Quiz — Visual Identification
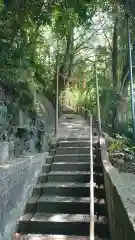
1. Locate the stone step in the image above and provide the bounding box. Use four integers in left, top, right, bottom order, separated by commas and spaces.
13, 234, 90, 240
45, 162, 102, 173
57, 140, 95, 148
58, 137, 90, 142
37, 172, 104, 185
51, 162, 90, 172
54, 154, 102, 165
25, 196, 107, 215
47, 171, 90, 182
58, 141, 90, 148
17, 213, 109, 238
32, 182, 105, 198
58, 137, 99, 143
13, 235, 109, 240
54, 154, 91, 162
56, 147, 91, 155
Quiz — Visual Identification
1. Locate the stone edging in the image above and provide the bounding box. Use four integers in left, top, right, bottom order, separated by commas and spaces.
100, 137, 135, 240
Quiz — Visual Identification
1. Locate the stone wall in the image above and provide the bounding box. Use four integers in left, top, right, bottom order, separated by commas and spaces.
0, 152, 49, 240
0, 96, 55, 240
100, 137, 135, 240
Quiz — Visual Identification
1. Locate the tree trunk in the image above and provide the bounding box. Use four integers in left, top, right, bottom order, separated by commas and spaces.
59, 26, 74, 93
115, 84, 128, 132
111, 2, 120, 131
112, 4, 119, 90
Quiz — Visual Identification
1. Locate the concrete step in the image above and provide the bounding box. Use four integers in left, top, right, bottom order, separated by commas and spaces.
58, 141, 90, 148
37, 172, 104, 185
47, 162, 102, 173
47, 171, 90, 182
32, 182, 105, 198
54, 154, 101, 165
56, 147, 91, 155
14, 236, 109, 240
57, 140, 99, 149
51, 162, 90, 172
58, 137, 90, 142
17, 213, 89, 236
54, 154, 91, 162
17, 213, 109, 238
13, 234, 90, 240
37, 196, 90, 214
25, 196, 107, 215
58, 137, 99, 143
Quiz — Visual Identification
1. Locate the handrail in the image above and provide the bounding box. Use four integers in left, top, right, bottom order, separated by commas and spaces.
89, 112, 94, 240
95, 63, 102, 135
75, 105, 94, 239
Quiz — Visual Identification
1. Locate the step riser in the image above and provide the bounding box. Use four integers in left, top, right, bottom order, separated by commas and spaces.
25, 202, 107, 215
32, 186, 105, 199
17, 221, 109, 238
47, 174, 90, 182
56, 148, 91, 155
37, 202, 90, 214
58, 142, 90, 148
37, 174, 104, 185
47, 164, 102, 173
58, 142, 98, 148
54, 155, 99, 163
54, 155, 90, 162
14, 235, 90, 240
17, 221, 89, 236
42, 187, 90, 197
51, 164, 90, 172
59, 138, 90, 142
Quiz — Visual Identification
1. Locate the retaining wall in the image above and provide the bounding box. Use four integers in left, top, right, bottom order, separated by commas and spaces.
100, 137, 135, 240
0, 97, 55, 240
0, 152, 49, 240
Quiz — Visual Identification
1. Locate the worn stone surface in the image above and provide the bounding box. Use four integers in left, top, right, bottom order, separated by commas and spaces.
100, 137, 135, 240
57, 114, 90, 139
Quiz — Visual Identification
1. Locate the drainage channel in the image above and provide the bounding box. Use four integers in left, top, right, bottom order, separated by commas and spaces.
13, 139, 110, 240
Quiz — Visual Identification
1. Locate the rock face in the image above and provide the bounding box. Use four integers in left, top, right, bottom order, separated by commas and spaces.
0, 97, 55, 240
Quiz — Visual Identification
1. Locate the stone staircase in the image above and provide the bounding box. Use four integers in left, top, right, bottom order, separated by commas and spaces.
16, 138, 110, 239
